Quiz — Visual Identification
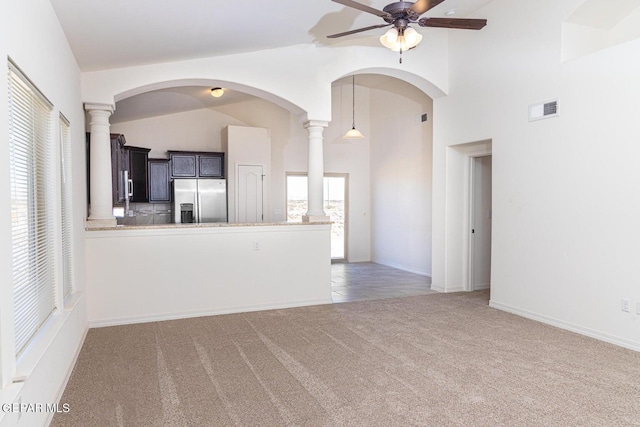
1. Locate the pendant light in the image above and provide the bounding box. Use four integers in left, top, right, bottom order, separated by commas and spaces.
343, 75, 364, 139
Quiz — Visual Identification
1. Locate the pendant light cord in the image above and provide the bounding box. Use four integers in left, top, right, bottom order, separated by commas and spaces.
351, 75, 356, 128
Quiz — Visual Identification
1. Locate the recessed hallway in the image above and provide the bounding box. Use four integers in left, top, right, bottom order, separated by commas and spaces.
331, 262, 435, 303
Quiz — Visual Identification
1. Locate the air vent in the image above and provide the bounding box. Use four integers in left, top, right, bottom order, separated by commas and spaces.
529, 99, 559, 121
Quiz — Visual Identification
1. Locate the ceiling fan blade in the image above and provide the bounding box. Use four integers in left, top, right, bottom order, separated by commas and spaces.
418, 17, 488, 30
331, 0, 392, 20
408, 0, 446, 16
327, 24, 391, 38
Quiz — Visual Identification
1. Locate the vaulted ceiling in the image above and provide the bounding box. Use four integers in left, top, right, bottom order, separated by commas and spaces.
51, 0, 494, 72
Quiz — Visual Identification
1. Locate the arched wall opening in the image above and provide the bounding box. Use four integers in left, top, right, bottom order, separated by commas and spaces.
105, 70, 436, 274
325, 72, 435, 274
113, 78, 307, 119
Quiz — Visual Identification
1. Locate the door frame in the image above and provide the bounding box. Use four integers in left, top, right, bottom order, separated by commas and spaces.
467, 155, 492, 291
457, 144, 492, 292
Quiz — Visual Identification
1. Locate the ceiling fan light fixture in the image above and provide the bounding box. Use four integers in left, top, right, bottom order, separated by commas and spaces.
379, 26, 422, 52
382, 27, 398, 44
404, 27, 421, 46
210, 87, 224, 98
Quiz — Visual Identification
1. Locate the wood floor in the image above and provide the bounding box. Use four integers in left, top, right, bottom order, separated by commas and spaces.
331, 262, 435, 303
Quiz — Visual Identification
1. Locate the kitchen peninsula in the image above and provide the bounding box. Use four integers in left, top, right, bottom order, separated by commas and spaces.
85, 221, 332, 327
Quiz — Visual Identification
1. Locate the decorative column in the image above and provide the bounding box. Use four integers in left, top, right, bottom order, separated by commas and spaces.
302, 120, 330, 222
84, 103, 117, 228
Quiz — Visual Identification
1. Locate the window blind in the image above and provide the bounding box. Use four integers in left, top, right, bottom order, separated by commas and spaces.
60, 115, 73, 299
8, 62, 56, 356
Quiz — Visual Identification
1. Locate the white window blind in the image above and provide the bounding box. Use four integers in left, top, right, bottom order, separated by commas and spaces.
8, 61, 56, 356
60, 115, 73, 298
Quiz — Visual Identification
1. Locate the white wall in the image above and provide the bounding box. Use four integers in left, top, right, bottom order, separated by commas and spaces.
1, 0, 88, 425
433, 0, 640, 350
110, 108, 246, 158
85, 225, 331, 326
370, 81, 433, 276
562, 0, 640, 61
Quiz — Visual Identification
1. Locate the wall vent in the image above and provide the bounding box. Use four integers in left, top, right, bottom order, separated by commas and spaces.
529, 99, 559, 121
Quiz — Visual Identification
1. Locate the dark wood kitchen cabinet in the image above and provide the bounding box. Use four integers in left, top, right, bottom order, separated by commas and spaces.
86, 133, 151, 205
124, 146, 151, 203
168, 151, 224, 179
148, 159, 171, 202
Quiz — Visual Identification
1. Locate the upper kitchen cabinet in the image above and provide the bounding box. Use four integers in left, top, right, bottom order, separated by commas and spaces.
199, 154, 224, 177
86, 134, 150, 205
148, 159, 171, 203
126, 146, 151, 203
168, 151, 225, 178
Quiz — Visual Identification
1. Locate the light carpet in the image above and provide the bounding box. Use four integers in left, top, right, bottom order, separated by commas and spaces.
52, 291, 640, 426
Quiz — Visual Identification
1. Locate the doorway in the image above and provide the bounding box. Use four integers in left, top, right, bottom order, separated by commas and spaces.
468, 155, 492, 290
286, 173, 348, 261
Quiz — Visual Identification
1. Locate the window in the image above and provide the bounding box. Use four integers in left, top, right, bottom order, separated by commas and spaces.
286, 174, 347, 260
8, 61, 56, 356
60, 115, 73, 298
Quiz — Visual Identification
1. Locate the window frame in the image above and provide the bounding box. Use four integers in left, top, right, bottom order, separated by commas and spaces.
6, 59, 79, 370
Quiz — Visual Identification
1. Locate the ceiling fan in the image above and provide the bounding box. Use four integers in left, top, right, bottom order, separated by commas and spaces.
328, 0, 487, 62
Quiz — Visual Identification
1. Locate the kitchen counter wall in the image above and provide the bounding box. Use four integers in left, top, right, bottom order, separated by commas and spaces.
85, 222, 332, 326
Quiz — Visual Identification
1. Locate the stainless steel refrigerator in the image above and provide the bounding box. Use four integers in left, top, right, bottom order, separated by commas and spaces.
172, 179, 227, 223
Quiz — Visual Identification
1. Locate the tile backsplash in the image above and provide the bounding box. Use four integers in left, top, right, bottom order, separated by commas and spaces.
116, 203, 172, 226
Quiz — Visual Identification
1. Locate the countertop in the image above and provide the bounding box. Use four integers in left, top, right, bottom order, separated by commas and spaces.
85, 221, 331, 231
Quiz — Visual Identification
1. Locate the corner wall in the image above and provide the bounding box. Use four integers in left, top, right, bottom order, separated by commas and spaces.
370, 82, 434, 276
1, 0, 88, 425
433, 0, 640, 350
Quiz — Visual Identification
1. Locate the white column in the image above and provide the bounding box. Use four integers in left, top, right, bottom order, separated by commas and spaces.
302, 120, 330, 222
85, 103, 117, 228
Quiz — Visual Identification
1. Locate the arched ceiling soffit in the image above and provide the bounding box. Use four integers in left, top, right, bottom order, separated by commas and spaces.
114, 79, 306, 117
332, 67, 446, 100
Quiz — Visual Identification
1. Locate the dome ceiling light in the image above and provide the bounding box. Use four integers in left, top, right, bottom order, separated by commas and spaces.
210, 87, 224, 98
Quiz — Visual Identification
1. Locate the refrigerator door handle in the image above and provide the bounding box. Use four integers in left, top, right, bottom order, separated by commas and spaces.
196, 191, 202, 223
123, 170, 131, 214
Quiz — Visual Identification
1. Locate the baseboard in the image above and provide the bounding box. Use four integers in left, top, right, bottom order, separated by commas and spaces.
371, 259, 431, 277
89, 298, 332, 328
473, 283, 491, 290
490, 300, 640, 352
430, 284, 445, 292
46, 324, 89, 426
